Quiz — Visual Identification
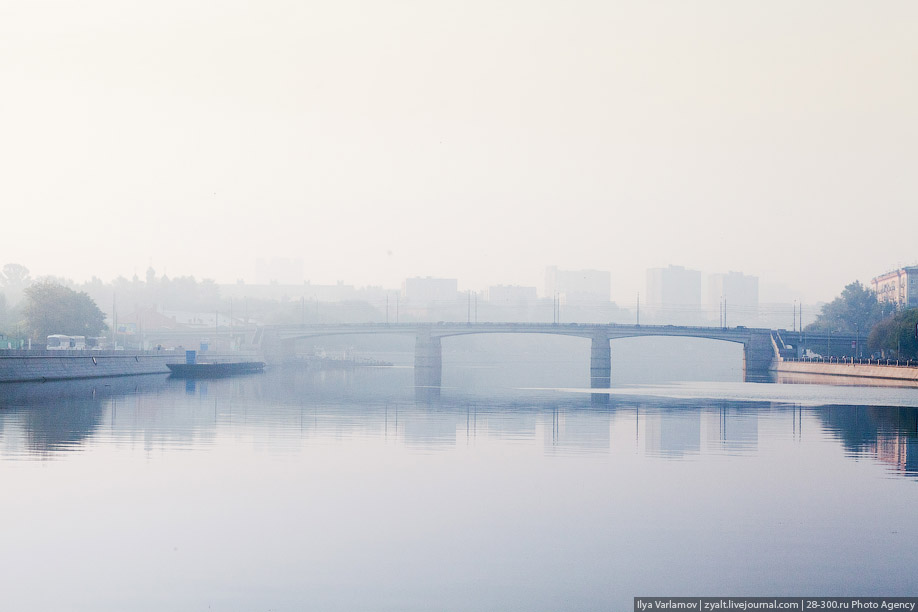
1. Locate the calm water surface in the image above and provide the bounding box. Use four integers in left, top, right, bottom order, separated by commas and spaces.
1, 342, 917, 611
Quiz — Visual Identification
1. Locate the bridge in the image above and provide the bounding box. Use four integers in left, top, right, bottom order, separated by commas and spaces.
259, 322, 780, 388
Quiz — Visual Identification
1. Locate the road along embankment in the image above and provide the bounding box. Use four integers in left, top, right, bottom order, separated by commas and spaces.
775, 359, 918, 384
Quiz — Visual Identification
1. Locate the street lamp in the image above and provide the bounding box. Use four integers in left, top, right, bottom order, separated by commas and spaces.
855, 323, 859, 359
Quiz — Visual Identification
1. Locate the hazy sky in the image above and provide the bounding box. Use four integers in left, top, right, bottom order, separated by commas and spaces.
2, 0, 916, 303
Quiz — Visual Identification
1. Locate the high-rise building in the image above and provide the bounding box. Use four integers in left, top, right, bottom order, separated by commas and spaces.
705, 271, 759, 323
646, 265, 702, 308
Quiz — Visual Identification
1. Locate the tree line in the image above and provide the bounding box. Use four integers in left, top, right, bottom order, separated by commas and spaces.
1, 262, 374, 344
1, 263, 224, 343
804, 281, 918, 359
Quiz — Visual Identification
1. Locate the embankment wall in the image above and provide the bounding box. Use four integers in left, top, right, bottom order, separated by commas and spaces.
0, 350, 183, 382
775, 360, 918, 382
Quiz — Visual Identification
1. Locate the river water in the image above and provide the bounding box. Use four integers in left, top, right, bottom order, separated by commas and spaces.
1, 337, 917, 611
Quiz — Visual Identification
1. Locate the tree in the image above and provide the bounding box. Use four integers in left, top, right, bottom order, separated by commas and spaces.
0, 263, 31, 288
22, 282, 107, 341
0, 263, 32, 308
868, 308, 918, 359
805, 281, 894, 334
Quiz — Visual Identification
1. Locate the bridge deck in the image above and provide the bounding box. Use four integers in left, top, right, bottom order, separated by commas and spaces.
263, 322, 765, 343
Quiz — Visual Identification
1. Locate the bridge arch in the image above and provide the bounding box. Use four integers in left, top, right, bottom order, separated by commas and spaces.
259, 323, 776, 388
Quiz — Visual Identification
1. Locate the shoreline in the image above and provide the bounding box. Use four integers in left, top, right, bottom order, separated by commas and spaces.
773, 359, 918, 386
0, 350, 259, 383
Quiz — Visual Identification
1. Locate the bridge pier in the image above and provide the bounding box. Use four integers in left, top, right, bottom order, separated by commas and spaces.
590, 333, 611, 389
414, 330, 442, 389
743, 331, 776, 382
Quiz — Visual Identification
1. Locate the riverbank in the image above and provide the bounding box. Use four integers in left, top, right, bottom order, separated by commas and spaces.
0, 350, 261, 383
774, 359, 918, 385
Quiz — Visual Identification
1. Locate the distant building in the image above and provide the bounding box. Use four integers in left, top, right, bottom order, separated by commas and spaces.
645, 265, 703, 324
705, 271, 759, 321
646, 265, 701, 308
872, 266, 918, 309
544, 266, 610, 303
403, 277, 459, 306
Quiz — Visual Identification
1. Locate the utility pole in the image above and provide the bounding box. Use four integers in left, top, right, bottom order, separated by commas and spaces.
802, 304, 806, 355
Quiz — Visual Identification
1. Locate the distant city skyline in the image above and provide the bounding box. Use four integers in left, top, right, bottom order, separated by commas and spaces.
2, 256, 902, 308
3, 1, 916, 306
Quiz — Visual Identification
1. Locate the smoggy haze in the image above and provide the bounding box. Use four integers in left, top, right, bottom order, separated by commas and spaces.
2, 1, 916, 303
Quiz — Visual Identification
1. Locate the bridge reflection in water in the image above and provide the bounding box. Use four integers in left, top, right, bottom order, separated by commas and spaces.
260, 323, 779, 395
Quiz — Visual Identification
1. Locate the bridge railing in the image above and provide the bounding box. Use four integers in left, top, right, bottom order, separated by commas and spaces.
265, 321, 764, 331
784, 356, 918, 368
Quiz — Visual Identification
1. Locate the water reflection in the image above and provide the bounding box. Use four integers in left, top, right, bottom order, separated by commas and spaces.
0, 375, 171, 458
2, 368, 917, 478
818, 406, 918, 475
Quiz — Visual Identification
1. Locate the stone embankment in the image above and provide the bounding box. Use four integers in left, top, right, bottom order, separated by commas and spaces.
0, 350, 260, 383
0, 350, 181, 382
775, 359, 918, 383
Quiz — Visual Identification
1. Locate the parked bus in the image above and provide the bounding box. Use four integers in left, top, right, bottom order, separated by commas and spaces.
46, 335, 86, 350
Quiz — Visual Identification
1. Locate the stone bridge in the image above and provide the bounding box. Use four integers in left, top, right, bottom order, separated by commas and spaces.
259, 322, 777, 387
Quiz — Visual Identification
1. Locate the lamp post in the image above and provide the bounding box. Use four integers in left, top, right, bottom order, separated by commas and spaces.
855, 323, 859, 359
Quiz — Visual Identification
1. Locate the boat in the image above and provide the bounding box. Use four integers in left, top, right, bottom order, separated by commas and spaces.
166, 361, 265, 378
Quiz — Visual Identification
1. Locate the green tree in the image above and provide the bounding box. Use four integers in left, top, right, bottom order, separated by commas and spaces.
23, 282, 107, 341
868, 308, 918, 359
805, 281, 894, 335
